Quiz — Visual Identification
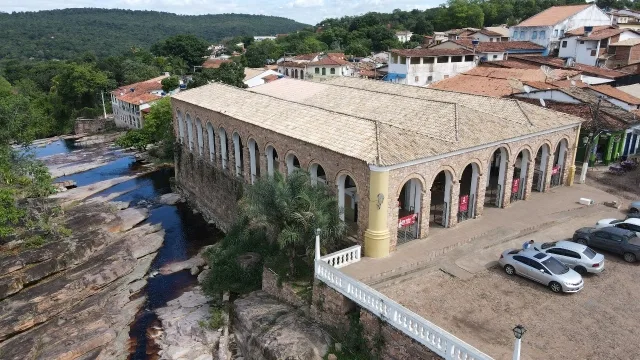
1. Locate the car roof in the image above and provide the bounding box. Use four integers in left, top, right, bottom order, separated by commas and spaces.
624, 218, 640, 226
550, 240, 587, 252
518, 250, 550, 261
598, 226, 636, 236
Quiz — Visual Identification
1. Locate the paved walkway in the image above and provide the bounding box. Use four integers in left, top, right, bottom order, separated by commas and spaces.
342, 184, 624, 284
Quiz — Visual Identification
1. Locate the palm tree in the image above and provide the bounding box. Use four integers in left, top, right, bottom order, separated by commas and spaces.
241, 170, 346, 276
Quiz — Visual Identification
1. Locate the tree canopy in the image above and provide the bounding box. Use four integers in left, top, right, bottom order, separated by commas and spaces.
151, 35, 210, 70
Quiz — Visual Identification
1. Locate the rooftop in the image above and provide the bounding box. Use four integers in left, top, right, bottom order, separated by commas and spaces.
202, 59, 232, 69
484, 26, 511, 37
111, 75, 167, 105
470, 29, 504, 37
564, 26, 626, 40
451, 39, 545, 52
516, 4, 592, 27
308, 57, 351, 66
391, 48, 472, 57
617, 83, 640, 98
609, 38, 640, 46
590, 84, 640, 105
495, 55, 629, 79
244, 68, 266, 81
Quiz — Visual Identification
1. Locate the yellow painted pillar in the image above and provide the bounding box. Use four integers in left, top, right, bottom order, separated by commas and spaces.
567, 124, 581, 186
364, 169, 391, 258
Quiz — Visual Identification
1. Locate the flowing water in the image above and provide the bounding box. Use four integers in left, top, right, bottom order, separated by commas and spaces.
42, 141, 222, 359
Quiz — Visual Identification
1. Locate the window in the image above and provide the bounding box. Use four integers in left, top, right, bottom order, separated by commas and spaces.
580, 41, 585, 44
513, 255, 530, 266
410, 57, 420, 64
532, 31, 538, 40
315, 67, 319, 74
424, 57, 434, 64
554, 29, 558, 37
563, 250, 581, 259
427, 75, 433, 82
520, 31, 525, 39
512, 32, 518, 40
465, 55, 475, 61
490, 38, 494, 42
541, 257, 569, 275
330, 68, 335, 74
583, 247, 596, 259
415, 76, 419, 82
400, 56, 407, 64
540, 30, 546, 39
560, 30, 565, 37
562, 41, 567, 48
443, 75, 449, 79
451, 56, 462, 62
322, 68, 326, 75
492, 55, 498, 59
437, 56, 449, 63
590, 49, 597, 56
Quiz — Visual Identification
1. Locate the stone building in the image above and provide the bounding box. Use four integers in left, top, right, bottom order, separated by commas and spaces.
171, 77, 583, 259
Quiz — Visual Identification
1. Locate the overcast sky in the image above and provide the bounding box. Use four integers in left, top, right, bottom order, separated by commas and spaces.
1, 0, 442, 25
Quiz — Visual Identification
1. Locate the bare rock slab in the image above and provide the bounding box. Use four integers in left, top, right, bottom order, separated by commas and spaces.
158, 193, 184, 205
233, 291, 331, 360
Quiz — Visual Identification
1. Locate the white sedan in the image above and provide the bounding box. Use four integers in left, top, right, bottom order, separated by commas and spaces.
531, 240, 604, 274
595, 218, 640, 237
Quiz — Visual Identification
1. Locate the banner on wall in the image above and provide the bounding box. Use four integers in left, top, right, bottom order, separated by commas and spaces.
459, 195, 469, 212
398, 213, 418, 228
512, 178, 520, 193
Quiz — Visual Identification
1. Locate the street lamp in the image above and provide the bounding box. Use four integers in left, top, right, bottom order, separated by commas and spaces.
512, 325, 526, 360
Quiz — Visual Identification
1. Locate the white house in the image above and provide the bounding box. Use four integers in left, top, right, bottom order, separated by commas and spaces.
277, 53, 354, 80
243, 68, 282, 88
510, 4, 611, 55
430, 40, 545, 61
558, 26, 640, 66
254, 36, 277, 42
396, 30, 414, 43
111, 75, 168, 129
386, 48, 476, 86
467, 28, 510, 42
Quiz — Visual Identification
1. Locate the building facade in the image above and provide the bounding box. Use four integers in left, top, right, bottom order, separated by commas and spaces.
111, 75, 168, 129
172, 77, 582, 258
387, 48, 476, 86
558, 26, 640, 66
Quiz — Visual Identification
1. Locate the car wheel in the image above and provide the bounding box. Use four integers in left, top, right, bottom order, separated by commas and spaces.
504, 265, 516, 275
549, 281, 563, 293
623, 252, 637, 263
630, 208, 639, 214
576, 238, 587, 245
574, 266, 587, 275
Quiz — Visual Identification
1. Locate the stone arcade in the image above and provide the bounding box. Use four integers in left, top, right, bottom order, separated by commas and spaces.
171, 77, 582, 258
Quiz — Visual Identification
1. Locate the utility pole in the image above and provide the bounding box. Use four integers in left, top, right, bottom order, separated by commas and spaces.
580, 98, 604, 183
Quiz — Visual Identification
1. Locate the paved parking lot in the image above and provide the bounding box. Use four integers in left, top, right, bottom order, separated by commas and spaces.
381, 221, 640, 360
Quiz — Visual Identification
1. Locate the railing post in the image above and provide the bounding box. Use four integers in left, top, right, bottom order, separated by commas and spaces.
315, 228, 321, 261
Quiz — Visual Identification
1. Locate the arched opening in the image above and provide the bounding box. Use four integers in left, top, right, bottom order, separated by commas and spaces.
219, 127, 228, 169
430, 170, 453, 228
511, 150, 530, 202
551, 139, 568, 187
397, 178, 422, 244
533, 144, 550, 192
337, 174, 358, 235
248, 139, 260, 184
186, 114, 194, 151
196, 118, 204, 156
485, 147, 508, 208
233, 132, 244, 177
309, 163, 327, 186
177, 111, 185, 143
266, 145, 280, 177
458, 163, 479, 222
301, 70, 305, 80
206, 122, 216, 162
286, 153, 301, 175
285, 68, 289, 76
295, 69, 299, 78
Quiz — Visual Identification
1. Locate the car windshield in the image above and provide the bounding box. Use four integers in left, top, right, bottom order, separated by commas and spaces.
583, 247, 597, 259
541, 257, 569, 275
610, 219, 624, 224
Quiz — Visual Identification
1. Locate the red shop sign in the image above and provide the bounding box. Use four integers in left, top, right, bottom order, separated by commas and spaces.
552, 166, 560, 175
398, 213, 418, 228
512, 178, 520, 193
459, 195, 469, 212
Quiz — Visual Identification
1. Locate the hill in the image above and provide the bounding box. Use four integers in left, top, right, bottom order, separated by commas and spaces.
0, 8, 309, 60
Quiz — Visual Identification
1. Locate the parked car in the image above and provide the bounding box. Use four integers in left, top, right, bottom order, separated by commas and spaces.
498, 249, 584, 293
595, 218, 640, 237
630, 201, 640, 214
572, 227, 640, 263
531, 240, 604, 274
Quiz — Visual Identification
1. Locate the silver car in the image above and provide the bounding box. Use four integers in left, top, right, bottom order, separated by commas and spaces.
531, 240, 604, 274
498, 249, 584, 293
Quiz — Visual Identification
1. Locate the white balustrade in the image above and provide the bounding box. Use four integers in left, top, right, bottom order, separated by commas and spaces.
320, 245, 361, 268
315, 258, 493, 360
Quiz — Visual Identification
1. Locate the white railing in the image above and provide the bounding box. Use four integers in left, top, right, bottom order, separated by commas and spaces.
315, 254, 493, 360
320, 245, 361, 268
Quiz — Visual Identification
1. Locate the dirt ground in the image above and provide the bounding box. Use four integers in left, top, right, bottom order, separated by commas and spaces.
586, 165, 640, 203
382, 252, 640, 360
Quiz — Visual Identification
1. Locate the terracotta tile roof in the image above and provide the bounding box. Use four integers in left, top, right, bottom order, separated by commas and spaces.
554, 87, 638, 126
507, 55, 629, 79
577, 28, 628, 41
308, 57, 351, 66
293, 53, 320, 61
391, 48, 472, 57
279, 61, 307, 68
484, 26, 510, 37
446, 28, 479, 35
244, 68, 265, 81
452, 40, 545, 52
489, 59, 541, 69
516, 5, 592, 27
262, 74, 280, 82
610, 38, 640, 46
564, 25, 616, 37
471, 29, 504, 37
202, 59, 232, 69
591, 84, 640, 105
111, 75, 166, 105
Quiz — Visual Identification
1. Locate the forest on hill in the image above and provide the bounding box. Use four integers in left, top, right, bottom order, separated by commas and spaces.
0, 8, 308, 60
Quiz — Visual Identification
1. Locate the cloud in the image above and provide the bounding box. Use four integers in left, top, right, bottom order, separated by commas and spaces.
286, 0, 324, 8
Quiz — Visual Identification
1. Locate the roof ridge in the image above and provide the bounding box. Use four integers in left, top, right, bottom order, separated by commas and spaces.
515, 100, 535, 126
374, 121, 382, 166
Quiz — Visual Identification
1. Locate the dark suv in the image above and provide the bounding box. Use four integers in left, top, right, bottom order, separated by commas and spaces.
572, 226, 640, 263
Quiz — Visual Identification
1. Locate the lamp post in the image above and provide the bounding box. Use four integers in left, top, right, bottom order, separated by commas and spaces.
579, 132, 593, 183
512, 324, 526, 360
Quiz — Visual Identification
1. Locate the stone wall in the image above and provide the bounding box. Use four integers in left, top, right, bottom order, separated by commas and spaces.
261, 267, 307, 308
359, 309, 442, 360
310, 280, 355, 331
74, 117, 114, 135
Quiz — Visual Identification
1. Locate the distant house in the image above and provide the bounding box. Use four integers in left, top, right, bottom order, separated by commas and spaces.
386, 48, 476, 86
510, 4, 611, 55
483, 26, 511, 41
558, 26, 640, 67
467, 28, 510, 42
111, 75, 169, 129
396, 30, 413, 43
587, 84, 640, 111
254, 36, 277, 42
202, 58, 232, 69
243, 68, 282, 88
607, 38, 640, 68
445, 28, 479, 40
610, 9, 640, 31
276, 52, 353, 80
431, 40, 545, 61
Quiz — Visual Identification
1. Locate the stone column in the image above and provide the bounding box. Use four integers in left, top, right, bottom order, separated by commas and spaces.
544, 154, 556, 192
242, 144, 251, 184
364, 169, 391, 258
277, 153, 286, 176
447, 181, 460, 228
259, 150, 267, 180
567, 125, 581, 186
502, 161, 514, 208
524, 160, 535, 200
474, 174, 487, 217
418, 190, 429, 239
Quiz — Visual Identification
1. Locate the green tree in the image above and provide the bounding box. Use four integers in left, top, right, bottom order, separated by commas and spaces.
121, 59, 161, 84
189, 61, 247, 89
51, 63, 112, 111
161, 76, 180, 93
244, 40, 282, 67
116, 97, 174, 158
151, 34, 210, 71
